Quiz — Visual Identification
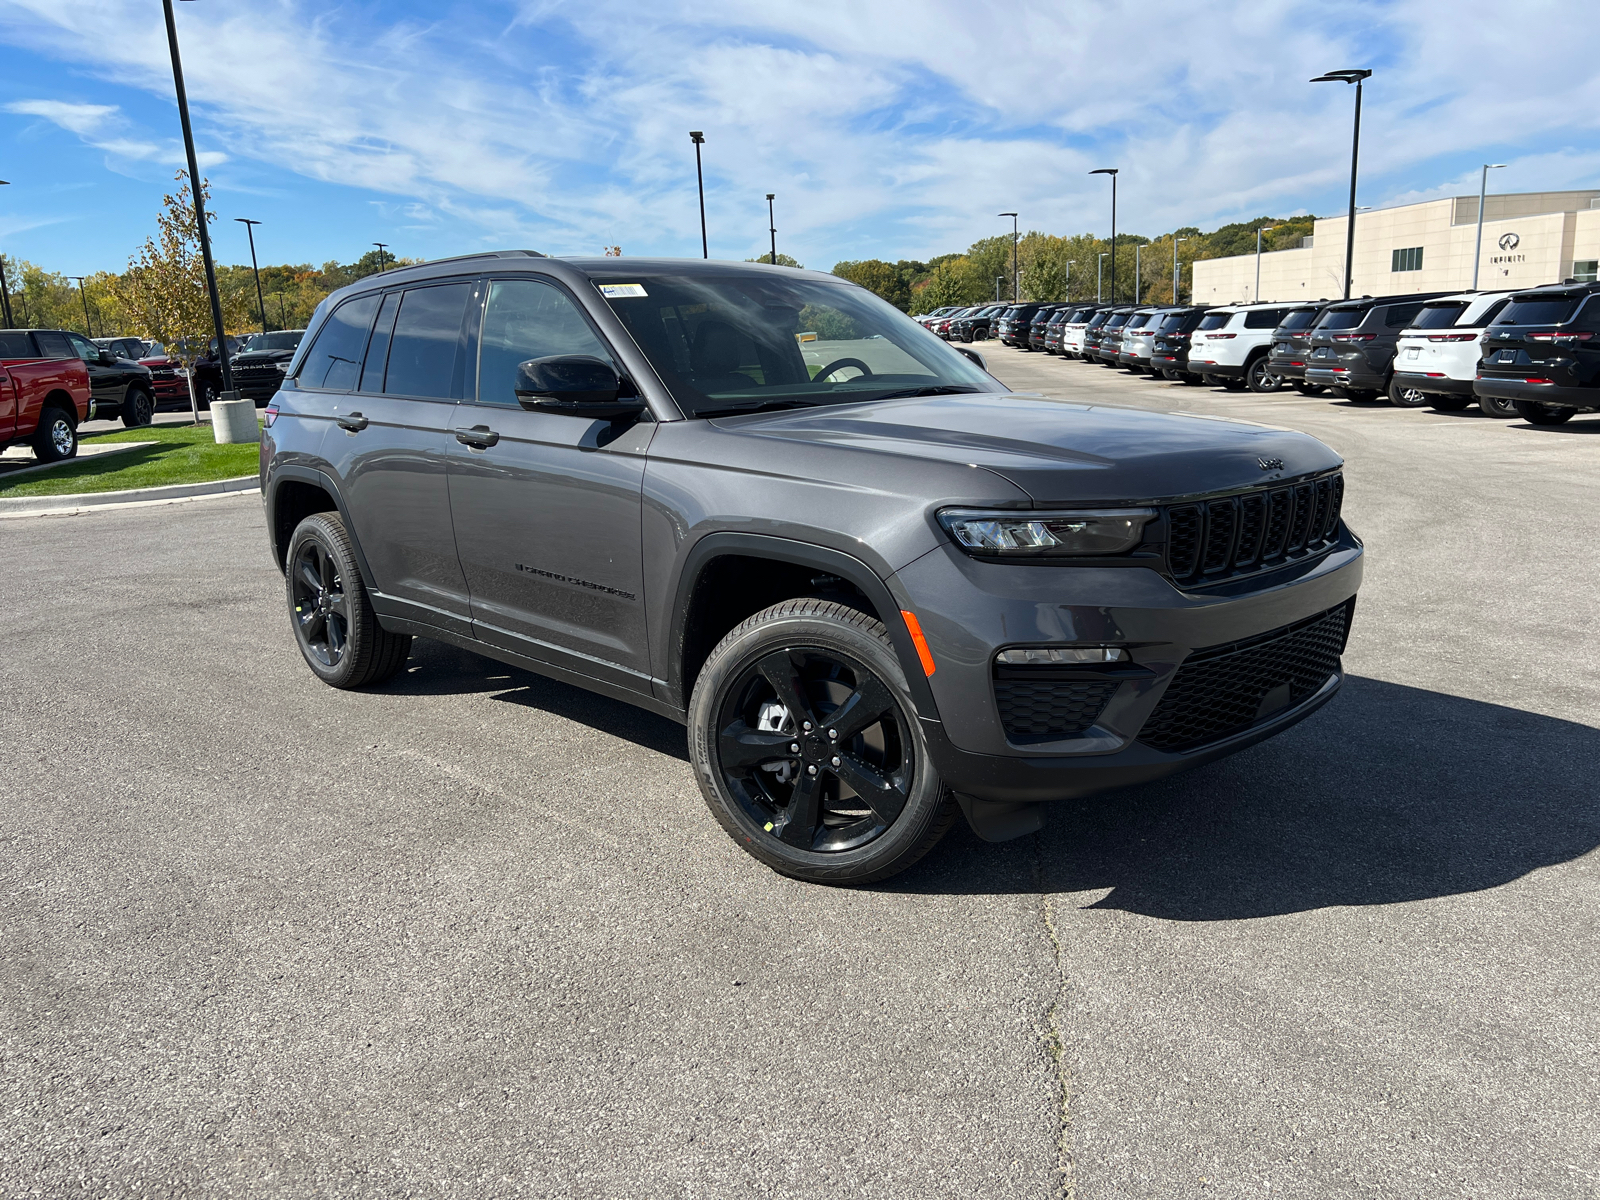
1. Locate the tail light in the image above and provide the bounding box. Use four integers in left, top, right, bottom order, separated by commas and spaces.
1527, 331, 1595, 343
1332, 333, 1376, 342
1207, 333, 1237, 340
263, 404, 279, 428
1427, 333, 1480, 342
1522, 377, 1553, 384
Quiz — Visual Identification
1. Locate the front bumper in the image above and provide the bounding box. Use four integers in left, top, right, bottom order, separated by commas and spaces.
1473, 375, 1600, 410
1393, 371, 1474, 396
893, 535, 1364, 804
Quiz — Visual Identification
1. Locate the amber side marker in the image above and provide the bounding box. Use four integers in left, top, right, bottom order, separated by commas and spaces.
900, 610, 937, 676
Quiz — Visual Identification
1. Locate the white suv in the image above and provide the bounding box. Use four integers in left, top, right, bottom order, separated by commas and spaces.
1059, 305, 1099, 359
1391, 291, 1515, 416
1185, 302, 1299, 392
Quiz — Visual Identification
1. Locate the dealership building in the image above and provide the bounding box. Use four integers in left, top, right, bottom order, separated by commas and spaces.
1192, 190, 1600, 304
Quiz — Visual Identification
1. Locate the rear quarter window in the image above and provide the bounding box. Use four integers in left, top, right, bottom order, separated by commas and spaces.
1384, 303, 1425, 328
1244, 308, 1289, 329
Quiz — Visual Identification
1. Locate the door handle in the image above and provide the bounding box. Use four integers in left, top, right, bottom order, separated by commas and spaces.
335, 412, 369, 432
454, 425, 500, 449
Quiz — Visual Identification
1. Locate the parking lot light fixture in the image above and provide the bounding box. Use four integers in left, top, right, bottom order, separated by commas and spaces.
1310, 68, 1372, 300
165, 0, 234, 403
372, 242, 389, 272
690, 132, 707, 258
1472, 164, 1508, 289
1173, 236, 1188, 303
0, 179, 12, 328
999, 212, 1018, 300
68, 275, 93, 337
766, 193, 776, 266
235, 217, 267, 333
1255, 226, 1277, 302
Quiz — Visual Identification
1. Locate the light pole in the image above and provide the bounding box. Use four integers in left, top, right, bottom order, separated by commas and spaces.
235, 217, 267, 333
68, 276, 93, 337
690, 132, 708, 258
1134, 242, 1142, 303
1311, 68, 1372, 300
998, 212, 1019, 300
996, 276, 1003, 303
1172, 236, 1188, 303
765, 193, 777, 266
1067, 260, 1076, 302
163, 0, 233, 406
372, 242, 389, 272
1255, 226, 1277, 301
1472, 163, 1507, 289
272, 291, 286, 328
0, 179, 12, 328
1091, 170, 1118, 304
1097, 252, 1107, 302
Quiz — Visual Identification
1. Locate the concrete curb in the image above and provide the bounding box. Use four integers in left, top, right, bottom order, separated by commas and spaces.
0, 475, 259, 518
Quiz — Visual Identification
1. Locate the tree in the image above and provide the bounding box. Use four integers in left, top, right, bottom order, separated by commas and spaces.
831, 259, 909, 310
918, 256, 989, 308
744, 253, 804, 268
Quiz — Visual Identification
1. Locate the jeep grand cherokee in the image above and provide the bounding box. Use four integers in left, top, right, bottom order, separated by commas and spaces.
261, 253, 1363, 884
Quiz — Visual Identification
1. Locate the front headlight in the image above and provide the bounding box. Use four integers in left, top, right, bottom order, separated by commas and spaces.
938, 508, 1157, 557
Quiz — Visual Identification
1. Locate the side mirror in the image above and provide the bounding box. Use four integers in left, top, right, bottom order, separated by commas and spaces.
955, 345, 988, 371
514, 355, 645, 419
98, 349, 117, 364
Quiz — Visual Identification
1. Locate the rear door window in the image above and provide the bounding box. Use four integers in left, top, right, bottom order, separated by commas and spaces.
300, 294, 380, 390
384, 283, 473, 399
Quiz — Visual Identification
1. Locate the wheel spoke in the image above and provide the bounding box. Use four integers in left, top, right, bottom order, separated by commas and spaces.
317, 545, 339, 591
776, 770, 822, 847
825, 675, 895, 742
325, 613, 346, 658
719, 721, 795, 771
297, 560, 322, 594
832, 753, 909, 824
325, 590, 349, 618
298, 608, 325, 639
756, 651, 819, 729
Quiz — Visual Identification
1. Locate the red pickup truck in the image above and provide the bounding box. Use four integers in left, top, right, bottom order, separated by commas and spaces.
0, 329, 93, 463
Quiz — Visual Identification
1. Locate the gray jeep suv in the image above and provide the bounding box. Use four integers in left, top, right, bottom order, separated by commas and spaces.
260, 253, 1363, 884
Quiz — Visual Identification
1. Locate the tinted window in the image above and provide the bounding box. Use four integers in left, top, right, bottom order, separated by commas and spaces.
384, 283, 472, 399
359, 292, 398, 393
1277, 309, 1319, 331
1156, 313, 1188, 332
1197, 312, 1231, 330
301, 294, 379, 390
477, 278, 617, 408
1470, 298, 1510, 327
1104, 312, 1130, 328
67, 333, 97, 361
1384, 303, 1424, 328
0, 331, 37, 357
1087, 312, 1109, 328
1495, 295, 1583, 326
1411, 302, 1468, 329
1316, 307, 1366, 330
1244, 308, 1288, 329
34, 331, 72, 358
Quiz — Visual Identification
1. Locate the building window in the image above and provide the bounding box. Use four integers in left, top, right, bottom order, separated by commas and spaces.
1391, 246, 1424, 272
1574, 260, 1599, 283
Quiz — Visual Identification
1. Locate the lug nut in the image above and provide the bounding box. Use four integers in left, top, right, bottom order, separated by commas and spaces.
803, 721, 813, 732
790, 743, 799, 753
807, 765, 818, 776
831, 756, 840, 767
828, 729, 837, 740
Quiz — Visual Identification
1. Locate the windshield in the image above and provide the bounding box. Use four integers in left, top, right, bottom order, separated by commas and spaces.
242, 331, 304, 352
1277, 309, 1319, 332
595, 271, 993, 417
1316, 308, 1365, 330
1410, 302, 1469, 330
1495, 295, 1583, 326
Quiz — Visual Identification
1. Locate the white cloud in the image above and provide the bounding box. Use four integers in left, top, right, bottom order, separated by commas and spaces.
5, 99, 119, 135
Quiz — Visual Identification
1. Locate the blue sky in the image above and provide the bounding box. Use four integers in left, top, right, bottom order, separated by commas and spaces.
4, 0, 1600, 276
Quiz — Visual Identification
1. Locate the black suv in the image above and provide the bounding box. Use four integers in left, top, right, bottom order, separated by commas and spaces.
231, 330, 307, 403
1302, 293, 1450, 403
1476, 282, 1600, 424
1027, 305, 1065, 351
949, 305, 1003, 343
261, 254, 1362, 884
1041, 307, 1073, 354
1265, 304, 1332, 393
1091, 306, 1136, 365
997, 303, 1046, 347
1148, 307, 1212, 380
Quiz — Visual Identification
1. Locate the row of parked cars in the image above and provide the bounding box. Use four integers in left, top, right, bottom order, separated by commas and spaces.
915, 282, 1600, 424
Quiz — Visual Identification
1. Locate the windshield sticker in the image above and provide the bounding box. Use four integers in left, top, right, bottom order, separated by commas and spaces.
599, 283, 648, 298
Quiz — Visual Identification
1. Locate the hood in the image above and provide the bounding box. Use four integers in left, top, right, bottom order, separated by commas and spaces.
710, 391, 1341, 505
234, 348, 296, 364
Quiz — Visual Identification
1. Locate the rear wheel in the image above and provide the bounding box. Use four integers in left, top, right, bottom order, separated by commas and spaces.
285, 512, 412, 689
1387, 377, 1432, 408
1246, 356, 1281, 393
29, 405, 77, 463
689, 598, 957, 885
1478, 394, 1519, 419
1515, 400, 1576, 425
121, 385, 154, 427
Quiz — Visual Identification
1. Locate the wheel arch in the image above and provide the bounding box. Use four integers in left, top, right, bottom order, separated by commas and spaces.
266, 465, 376, 585
40, 389, 79, 425
665, 532, 940, 722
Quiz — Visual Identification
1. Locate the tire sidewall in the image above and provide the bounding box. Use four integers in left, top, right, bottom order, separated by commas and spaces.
285, 513, 369, 688
33, 408, 77, 462
688, 603, 947, 884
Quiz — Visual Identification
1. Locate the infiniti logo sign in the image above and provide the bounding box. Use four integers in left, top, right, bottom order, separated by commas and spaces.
1498, 232, 1520, 251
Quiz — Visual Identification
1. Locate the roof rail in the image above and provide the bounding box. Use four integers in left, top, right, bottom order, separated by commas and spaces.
411, 249, 546, 267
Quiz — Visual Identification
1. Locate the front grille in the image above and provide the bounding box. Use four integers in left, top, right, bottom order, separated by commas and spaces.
1138, 602, 1350, 752
995, 679, 1117, 744
1164, 472, 1343, 587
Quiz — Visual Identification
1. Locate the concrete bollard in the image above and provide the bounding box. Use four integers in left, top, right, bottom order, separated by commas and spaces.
211, 395, 260, 445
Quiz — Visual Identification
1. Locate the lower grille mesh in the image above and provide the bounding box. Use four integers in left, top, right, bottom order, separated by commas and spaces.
1138, 603, 1350, 752
996, 680, 1117, 743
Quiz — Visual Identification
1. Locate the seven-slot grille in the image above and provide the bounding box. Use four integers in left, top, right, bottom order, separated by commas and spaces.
1165, 473, 1343, 586
1137, 602, 1350, 753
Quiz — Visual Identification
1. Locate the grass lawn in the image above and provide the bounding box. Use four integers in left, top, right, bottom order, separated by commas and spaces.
0, 422, 260, 498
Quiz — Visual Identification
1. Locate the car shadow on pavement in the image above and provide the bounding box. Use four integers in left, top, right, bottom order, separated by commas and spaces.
881, 676, 1600, 920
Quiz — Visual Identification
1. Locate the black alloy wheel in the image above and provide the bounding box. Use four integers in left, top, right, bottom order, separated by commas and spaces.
285, 512, 412, 688
122, 386, 154, 427
1387, 377, 1432, 407
30, 406, 77, 463
690, 598, 956, 885
1514, 400, 1576, 425
1246, 356, 1282, 393
1478, 394, 1520, 419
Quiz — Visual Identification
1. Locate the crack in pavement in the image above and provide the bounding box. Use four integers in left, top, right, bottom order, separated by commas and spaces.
1035, 834, 1077, 1200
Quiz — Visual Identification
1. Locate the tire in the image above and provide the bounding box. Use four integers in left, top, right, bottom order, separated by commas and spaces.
1246, 355, 1281, 393
29, 405, 77, 463
688, 598, 958, 886
1219, 376, 1248, 392
284, 512, 412, 689
1387, 377, 1431, 408
1514, 400, 1576, 425
121, 385, 154, 428
1180, 372, 1204, 385
1294, 382, 1327, 396
198, 380, 217, 411
1428, 396, 1472, 412
1478, 394, 1520, 419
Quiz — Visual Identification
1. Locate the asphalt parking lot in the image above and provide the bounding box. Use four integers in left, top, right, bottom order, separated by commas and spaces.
2, 346, 1597, 1198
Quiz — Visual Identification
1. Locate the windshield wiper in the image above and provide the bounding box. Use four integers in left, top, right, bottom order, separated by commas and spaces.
854, 385, 985, 401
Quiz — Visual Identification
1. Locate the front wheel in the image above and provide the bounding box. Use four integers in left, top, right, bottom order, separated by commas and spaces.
1246, 356, 1281, 393
285, 512, 412, 689
1478, 394, 1519, 419
689, 599, 957, 885
1515, 400, 1576, 425
1387, 377, 1431, 408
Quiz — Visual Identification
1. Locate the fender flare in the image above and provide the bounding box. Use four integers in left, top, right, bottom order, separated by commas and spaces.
663, 531, 941, 722
265, 463, 379, 588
